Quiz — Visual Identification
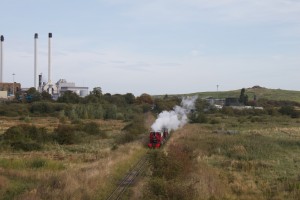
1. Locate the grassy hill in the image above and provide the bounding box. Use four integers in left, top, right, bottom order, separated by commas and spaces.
160, 86, 300, 103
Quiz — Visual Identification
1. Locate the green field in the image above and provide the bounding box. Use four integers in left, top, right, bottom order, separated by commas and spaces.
140, 114, 300, 200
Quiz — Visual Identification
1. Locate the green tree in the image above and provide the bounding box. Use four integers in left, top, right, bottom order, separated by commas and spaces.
136, 93, 153, 104
124, 93, 135, 104
57, 91, 81, 104
26, 87, 41, 102
91, 87, 102, 97
41, 91, 53, 101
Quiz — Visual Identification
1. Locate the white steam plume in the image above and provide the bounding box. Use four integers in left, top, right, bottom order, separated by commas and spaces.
151, 96, 198, 132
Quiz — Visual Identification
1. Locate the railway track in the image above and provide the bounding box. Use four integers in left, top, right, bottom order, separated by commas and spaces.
106, 154, 149, 200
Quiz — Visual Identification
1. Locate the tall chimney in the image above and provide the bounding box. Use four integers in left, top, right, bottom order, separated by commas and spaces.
48, 33, 52, 83
0, 35, 4, 83
34, 33, 38, 89
38, 73, 42, 88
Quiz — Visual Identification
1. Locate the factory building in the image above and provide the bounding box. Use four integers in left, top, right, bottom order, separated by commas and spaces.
35, 33, 88, 98
55, 79, 88, 97
38, 77, 88, 99
1, 33, 89, 100
0, 82, 21, 99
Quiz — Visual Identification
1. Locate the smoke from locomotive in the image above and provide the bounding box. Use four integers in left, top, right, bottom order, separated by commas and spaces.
148, 96, 198, 148
151, 96, 198, 132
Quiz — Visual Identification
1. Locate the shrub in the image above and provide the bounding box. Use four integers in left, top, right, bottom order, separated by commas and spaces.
279, 106, 295, 116
122, 114, 146, 135
3, 124, 48, 143
111, 143, 118, 151
148, 178, 167, 197
104, 105, 117, 119
210, 118, 220, 124
29, 158, 47, 168
279, 106, 300, 118
115, 133, 135, 145
82, 122, 100, 135
190, 112, 208, 123
10, 141, 42, 151
53, 125, 81, 145
116, 113, 125, 120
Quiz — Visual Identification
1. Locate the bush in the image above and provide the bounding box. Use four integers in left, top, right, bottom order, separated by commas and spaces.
82, 122, 100, 135
190, 112, 208, 123
210, 118, 220, 124
3, 124, 48, 143
29, 158, 47, 168
148, 178, 167, 197
30, 102, 67, 115
0, 103, 29, 117
115, 133, 135, 145
10, 141, 42, 151
116, 113, 125, 120
122, 114, 146, 135
111, 143, 118, 151
279, 106, 295, 116
53, 125, 81, 145
279, 106, 300, 118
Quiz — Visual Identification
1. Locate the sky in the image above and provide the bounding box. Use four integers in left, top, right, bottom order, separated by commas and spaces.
0, 0, 300, 96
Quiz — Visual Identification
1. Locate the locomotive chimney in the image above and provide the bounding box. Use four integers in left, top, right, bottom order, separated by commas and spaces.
34, 33, 38, 89
48, 33, 52, 83
0, 35, 4, 83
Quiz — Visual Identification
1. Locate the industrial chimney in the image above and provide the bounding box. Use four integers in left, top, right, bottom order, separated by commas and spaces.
34, 33, 38, 89
38, 73, 42, 88
0, 35, 4, 83
48, 33, 52, 84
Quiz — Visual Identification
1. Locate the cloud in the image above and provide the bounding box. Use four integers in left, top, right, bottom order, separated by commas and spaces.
105, 0, 300, 24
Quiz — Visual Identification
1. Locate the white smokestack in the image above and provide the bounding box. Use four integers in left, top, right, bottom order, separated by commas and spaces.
151, 96, 198, 132
0, 35, 4, 83
34, 33, 38, 89
48, 33, 52, 83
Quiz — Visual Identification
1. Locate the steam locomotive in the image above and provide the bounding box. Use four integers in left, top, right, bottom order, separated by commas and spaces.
148, 128, 169, 148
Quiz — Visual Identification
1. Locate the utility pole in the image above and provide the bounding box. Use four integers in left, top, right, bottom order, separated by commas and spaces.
12, 73, 15, 96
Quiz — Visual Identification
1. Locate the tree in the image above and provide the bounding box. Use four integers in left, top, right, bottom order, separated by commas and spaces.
136, 93, 153, 104
91, 87, 102, 97
41, 91, 53, 101
57, 91, 81, 104
26, 87, 41, 102
124, 93, 135, 104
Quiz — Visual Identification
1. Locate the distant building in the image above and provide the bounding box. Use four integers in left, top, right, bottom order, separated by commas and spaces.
0, 82, 21, 97
55, 79, 88, 97
206, 97, 225, 106
38, 76, 89, 99
0, 91, 7, 99
225, 97, 242, 106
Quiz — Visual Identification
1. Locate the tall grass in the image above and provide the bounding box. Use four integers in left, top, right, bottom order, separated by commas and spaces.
139, 111, 300, 199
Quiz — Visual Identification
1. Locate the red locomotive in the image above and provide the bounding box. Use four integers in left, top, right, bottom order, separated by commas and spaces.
148, 128, 169, 148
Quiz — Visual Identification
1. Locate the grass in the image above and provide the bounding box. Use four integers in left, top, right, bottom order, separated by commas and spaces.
0, 115, 150, 200
147, 114, 300, 199
2, 110, 300, 199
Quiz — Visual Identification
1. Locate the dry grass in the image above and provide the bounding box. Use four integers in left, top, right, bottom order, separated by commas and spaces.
0, 115, 148, 200
0, 116, 60, 134
0, 141, 146, 200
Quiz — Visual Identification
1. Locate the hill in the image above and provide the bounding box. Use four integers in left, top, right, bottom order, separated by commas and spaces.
160, 86, 300, 103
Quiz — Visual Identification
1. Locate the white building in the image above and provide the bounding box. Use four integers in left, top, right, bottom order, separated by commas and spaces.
55, 79, 88, 97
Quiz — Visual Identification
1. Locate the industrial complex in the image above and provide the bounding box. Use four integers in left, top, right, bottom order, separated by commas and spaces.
0, 33, 88, 100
